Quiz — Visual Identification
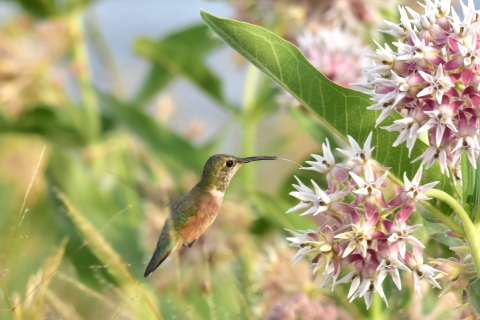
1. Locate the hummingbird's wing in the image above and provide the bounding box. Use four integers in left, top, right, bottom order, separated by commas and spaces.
144, 186, 220, 277
143, 217, 183, 277
144, 186, 203, 277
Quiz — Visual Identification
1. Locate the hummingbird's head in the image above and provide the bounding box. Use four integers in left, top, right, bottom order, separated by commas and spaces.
200, 154, 277, 191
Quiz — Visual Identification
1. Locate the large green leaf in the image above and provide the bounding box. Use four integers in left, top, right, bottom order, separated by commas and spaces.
98, 90, 208, 173
133, 24, 230, 109
200, 10, 451, 195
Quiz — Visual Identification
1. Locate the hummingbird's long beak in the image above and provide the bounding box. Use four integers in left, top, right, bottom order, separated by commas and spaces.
240, 156, 277, 163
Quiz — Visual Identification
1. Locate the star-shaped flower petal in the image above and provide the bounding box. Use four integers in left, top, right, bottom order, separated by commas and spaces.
417, 64, 454, 103
388, 166, 439, 220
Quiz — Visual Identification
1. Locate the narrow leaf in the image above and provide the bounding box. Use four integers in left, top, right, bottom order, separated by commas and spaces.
98, 90, 208, 173
461, 152, 477, 220
131, 24, 222, 106
133, 24, 225, 106
161, 24, 220, 55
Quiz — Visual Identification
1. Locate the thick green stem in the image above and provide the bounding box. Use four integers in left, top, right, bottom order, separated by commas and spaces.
241, 120, 256, 194
241, 65, 261, 194
369, 294, 383, 320
69, 13, 100, 142
424, 189, 480, 277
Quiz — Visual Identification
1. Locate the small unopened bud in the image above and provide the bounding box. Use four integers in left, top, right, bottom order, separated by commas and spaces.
445, 230, 464, 239
449, 246, 471, 254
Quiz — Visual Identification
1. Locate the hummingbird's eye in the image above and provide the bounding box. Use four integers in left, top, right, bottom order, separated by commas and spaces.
226, 160, 234, 167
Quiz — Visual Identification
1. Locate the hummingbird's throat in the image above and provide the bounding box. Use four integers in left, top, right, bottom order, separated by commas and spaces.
214, 166, 240, 191
209, 189, 225, 202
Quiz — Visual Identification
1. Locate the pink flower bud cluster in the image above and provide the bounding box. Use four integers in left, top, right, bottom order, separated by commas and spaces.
279, 27, 370, 106
298, 27, 370, 88
286, 133, 441, 309
354, 0, 480, 178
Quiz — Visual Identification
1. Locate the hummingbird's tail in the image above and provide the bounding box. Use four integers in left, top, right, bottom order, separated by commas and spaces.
144, 234, 182, 277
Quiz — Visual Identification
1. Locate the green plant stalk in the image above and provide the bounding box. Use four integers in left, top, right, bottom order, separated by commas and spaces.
242, 120, 256, 195
424, 189, 480, 277
69, 13, 100, 142
241, 65, 261, 194
476, 158, 480, 226
369, 294, 383, 320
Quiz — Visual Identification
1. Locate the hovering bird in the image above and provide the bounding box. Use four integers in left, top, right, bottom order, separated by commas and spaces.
144, 154, 277, 277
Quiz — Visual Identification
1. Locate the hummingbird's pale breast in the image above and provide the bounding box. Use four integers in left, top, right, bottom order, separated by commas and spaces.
180, 189, 224, 246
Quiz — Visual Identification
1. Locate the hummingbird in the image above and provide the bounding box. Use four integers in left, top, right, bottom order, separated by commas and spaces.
144, 154, 277, 277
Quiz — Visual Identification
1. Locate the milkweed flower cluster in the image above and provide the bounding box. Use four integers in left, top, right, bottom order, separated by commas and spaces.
286, 133, 443, 309
353, 0, 480, 178
282, 0, 480, 313
279, 27, 370, 106
298, 27, 370, 88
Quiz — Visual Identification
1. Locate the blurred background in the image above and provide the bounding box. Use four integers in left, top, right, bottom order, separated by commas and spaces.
0, 0, 469, 319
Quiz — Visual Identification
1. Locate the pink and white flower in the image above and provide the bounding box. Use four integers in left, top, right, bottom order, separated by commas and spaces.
388, 166, 439, 220
358, 0, 480, 176
404, 246, 444, 297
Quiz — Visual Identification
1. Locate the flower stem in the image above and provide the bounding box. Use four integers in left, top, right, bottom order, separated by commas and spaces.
369, 294, 383, 320
424, 189, 480, 277
69, 12, 100, 143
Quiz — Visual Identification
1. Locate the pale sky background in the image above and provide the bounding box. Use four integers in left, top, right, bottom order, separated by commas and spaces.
0, 0, 241, 147
88, 0, 238, 146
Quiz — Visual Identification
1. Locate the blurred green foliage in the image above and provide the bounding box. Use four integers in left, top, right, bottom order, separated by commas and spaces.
0, 2, 315, 319
0, 1, 465, 319
2, 0, 93, 18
